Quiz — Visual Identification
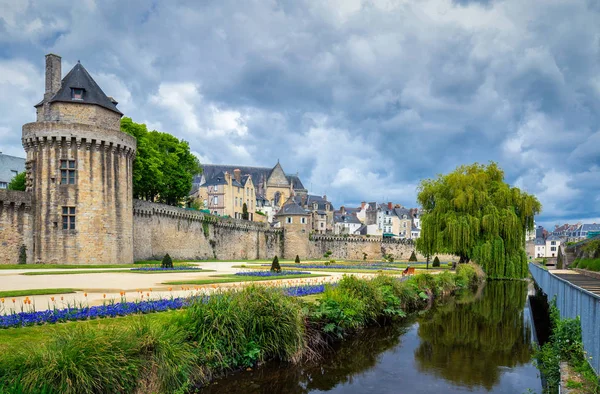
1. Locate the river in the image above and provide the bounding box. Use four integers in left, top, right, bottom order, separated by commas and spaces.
201, 281, 543, 393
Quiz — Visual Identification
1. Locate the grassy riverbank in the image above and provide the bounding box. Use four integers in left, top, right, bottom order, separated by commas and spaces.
534, 301, 599, 393
0, 265, 483, 393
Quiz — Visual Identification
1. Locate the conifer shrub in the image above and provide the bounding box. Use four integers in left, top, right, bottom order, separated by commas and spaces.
161, 253, 173, 269
271, 256, 281, 273
432, 256, 440, 268
18, 245, 27, 265
295, 255, 301, 264
408, 251, 418, 262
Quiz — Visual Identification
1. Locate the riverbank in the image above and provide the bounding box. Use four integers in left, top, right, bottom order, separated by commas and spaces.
0, 265, 484, 393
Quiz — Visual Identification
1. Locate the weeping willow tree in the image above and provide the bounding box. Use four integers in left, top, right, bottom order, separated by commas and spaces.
417, 162, 541, 279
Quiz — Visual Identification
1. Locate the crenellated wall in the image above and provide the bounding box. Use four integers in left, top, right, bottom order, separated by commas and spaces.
0, 190, 33, 264
133, 200, 283, 261
307, 234, 456, 261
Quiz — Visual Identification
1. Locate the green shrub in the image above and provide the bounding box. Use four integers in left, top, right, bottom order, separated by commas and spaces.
337, 275, 385, 322
270, 256, 281, 273
408, 251, 418, 262
432, 256, 440, 268
363, 252, 368, 261
18, 245, 27, 265
323, 250, 332, 258
311, 286, 367, 338
575, 258, 600, 271
455, 263, 483, 288
161, 253, 174, 269
181, 286, 305, 372
295, 255, 301, 264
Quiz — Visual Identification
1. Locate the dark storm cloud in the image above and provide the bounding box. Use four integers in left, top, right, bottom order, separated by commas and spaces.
1, 0, 599, 228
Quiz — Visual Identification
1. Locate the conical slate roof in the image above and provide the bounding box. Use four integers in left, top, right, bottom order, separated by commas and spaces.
39, 61, 122, 115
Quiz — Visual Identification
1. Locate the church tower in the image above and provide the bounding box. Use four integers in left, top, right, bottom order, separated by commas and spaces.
22, 54, 136, 264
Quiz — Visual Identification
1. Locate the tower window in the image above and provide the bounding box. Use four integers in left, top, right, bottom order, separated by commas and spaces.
60, 160, 77, 184
62, 207, 76, 230
71, 88, 84, 100
286, 217, 293, 224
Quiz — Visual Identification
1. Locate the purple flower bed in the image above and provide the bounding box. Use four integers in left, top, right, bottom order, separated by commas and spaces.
284, 284, 327, 297
234, 270, 311, 277
0, 296, 201, 329
273, 264, 399, 271
130, 267, 201, 272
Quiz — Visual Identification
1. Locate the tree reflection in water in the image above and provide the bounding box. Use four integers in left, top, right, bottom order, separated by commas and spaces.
201, 281, 535, 393
414, 281, 532, 391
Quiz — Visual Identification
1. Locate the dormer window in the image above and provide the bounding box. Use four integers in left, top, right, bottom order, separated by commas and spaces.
71, 88, 84, 100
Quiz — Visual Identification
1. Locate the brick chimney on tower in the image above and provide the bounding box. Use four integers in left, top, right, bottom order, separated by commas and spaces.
233, 169, 241, 183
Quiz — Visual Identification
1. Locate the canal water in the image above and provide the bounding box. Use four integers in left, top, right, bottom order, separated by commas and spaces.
201, 281, 543, 393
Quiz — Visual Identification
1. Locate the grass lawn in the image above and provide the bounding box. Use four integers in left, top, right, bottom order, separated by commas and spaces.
163, 273, 328, 286
232, 264, 405, 274
0, 309, 183, 353
0, 288, 81, 298
20, 269, 215, 276
0, 263, 194, 270
299, 294, 323, 304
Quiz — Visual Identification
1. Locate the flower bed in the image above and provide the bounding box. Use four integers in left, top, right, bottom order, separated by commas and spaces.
234, 270, 311, 277
0, 283, 328, 329
130, 267, 201, 272
273, 264, 399, 271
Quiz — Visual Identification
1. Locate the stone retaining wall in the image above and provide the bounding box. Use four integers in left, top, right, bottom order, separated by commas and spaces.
0, 190, 33, 264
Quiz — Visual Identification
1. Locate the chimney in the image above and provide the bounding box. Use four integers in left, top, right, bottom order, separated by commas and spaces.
387, 202, 393, 210
45, 54, 62, 99
361, 201, 366, 209
340, 206, 345, 214
233, 169, 241, 183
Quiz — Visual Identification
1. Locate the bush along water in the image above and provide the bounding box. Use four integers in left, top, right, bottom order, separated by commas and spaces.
534, 299, 599, 394
0, 270, 485, 393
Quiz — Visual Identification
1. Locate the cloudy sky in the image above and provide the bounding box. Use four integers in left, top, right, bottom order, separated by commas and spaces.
1, 0, 599, 229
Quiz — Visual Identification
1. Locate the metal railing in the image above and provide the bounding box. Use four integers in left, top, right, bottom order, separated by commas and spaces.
529, 263, 600, 375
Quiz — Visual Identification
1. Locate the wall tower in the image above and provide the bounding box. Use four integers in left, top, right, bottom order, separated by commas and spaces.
22, 54, 136, 264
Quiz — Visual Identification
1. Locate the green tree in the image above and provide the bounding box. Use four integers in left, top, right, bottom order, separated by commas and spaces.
7, 172, 26, 191
417, 162, 541, 279
432, 256, 440, 268
408, 251, 418, 262
295, 255, 301, 264
242, 203, 249, 220
121, 117, 201, 206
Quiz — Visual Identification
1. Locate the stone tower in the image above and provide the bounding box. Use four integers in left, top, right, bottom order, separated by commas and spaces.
22, 54, 136, 264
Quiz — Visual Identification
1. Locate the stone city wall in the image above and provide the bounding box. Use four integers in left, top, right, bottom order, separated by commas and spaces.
307, 234, 457, 262
0, 190, 33, 264
133, 200, 283, 261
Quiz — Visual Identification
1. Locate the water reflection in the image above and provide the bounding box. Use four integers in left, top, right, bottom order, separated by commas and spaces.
200, 281, 541, 394
415, 281, 533, 390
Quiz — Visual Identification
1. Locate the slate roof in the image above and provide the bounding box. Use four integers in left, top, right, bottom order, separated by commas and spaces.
275, 198, 309, 216
195, 164, 305, 192
0, 153, 26, 184
295, 194, 333, 211
582, 224, 600, 232
204, 172, 230, 187
334, 213, 361, 224
38, 62, 123, 115
534, 238, 546, 245
393, 207, 412, 219
546, 235, 561, 241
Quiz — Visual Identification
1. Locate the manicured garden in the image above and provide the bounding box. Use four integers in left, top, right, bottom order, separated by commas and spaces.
163, 273, 326, 286
0, 265, 484, 393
